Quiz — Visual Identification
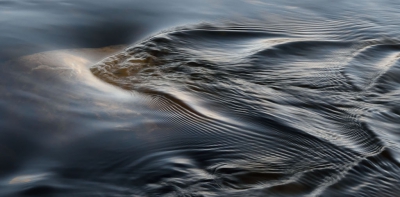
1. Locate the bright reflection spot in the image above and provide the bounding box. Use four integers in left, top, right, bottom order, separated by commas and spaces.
8, 173, 48, 185
18, 45, 130, 94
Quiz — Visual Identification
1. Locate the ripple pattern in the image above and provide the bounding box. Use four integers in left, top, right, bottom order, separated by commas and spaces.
87, 21, 400, 196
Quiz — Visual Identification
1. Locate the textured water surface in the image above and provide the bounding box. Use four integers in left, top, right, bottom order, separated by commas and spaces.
1, 0, 400, 197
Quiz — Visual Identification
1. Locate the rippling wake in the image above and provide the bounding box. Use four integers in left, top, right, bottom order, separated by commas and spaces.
88, 22, 400, 196
2, 5, 400, 196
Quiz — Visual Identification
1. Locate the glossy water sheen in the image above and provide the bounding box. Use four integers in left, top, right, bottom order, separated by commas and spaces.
1, 1, 400, 197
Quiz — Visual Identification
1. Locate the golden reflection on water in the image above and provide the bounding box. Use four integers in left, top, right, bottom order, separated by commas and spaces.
2, 45, 158, 146
11, 45, 189, 146
8, 173, 48, 185
17, 45, 127, 92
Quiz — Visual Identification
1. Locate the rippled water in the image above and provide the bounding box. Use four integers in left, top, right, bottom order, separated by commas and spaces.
1, 1, 400, 197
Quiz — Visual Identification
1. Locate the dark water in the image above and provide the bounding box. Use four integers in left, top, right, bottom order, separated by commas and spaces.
1, 1, 400, 196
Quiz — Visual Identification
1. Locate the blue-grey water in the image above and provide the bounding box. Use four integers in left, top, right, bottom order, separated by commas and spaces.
1, 1, 400, 196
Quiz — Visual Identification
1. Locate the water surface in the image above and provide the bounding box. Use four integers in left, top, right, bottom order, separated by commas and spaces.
1, 1, 400, 196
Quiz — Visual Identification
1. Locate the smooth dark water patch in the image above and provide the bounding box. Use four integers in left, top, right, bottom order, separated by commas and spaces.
1, 0, 400, 197
0, 0, 292, 62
